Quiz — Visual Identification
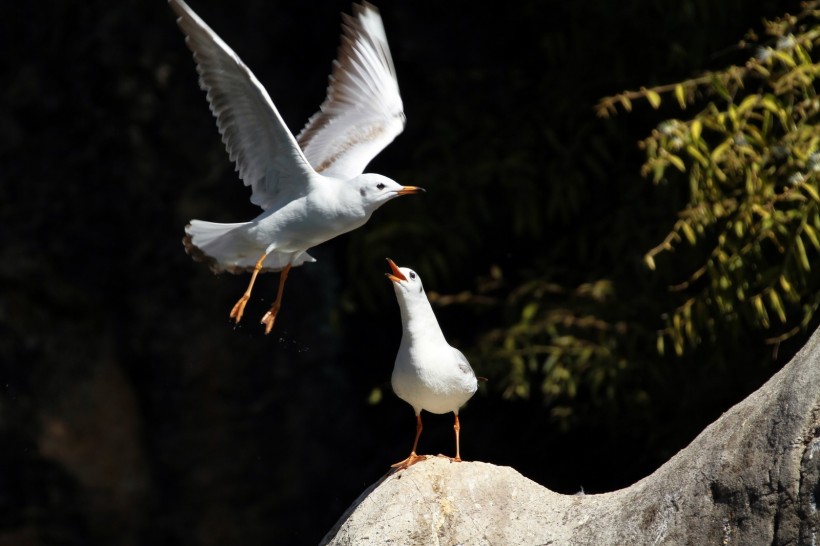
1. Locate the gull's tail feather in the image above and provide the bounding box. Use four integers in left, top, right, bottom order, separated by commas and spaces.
183, 220, 259, 273
183, 220, 316, 274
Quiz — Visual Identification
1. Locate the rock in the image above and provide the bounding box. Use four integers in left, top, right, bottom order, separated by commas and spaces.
322, 326, 820, 545
321, 458, 570, 545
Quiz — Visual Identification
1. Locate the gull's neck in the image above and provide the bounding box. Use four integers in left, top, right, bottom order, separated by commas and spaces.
396, 289, 447, 347
311, 176, 369, 221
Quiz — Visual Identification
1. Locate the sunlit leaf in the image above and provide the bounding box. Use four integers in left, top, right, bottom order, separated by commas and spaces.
768, 289, 787, 323
686, 145, 709, 167
675, 84, 686, 109
690, 120, 702, 141
803, 224, 820, 250
711, 139, 733, 162
667, 154, 686, 172
801, 182, 820, 203
646, 90, 662, 109
795, 235, 811, 271
779, 275, 793, 296
710, 74, 731, 101
681, 222, 697, 244
753, 294, 770, 328
773, 50, 797, 67
737, 95, 759, 114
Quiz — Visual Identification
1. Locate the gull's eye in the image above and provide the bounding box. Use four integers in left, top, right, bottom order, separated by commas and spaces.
409, 272, 416, 279
376, 183, 386, 190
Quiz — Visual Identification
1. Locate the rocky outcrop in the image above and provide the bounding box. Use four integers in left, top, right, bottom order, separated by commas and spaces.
322, 327, 820, 545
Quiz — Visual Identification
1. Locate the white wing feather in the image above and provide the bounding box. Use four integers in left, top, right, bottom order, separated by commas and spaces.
297, 2, 405, 179
169, 0, 316, 211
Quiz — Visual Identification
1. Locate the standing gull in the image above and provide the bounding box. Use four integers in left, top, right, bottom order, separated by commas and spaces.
386, 259, 479, 470
169, 0, 423, 333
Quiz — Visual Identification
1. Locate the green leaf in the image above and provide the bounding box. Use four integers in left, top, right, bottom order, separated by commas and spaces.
794, 44, 812, 65
522, 302, 539, 322
737, 95, 759, 114
803, 224, 820, 250
734, 221, 744, 237
753, 294, 770, 328
801, 183, 820, 203
652, 161, 665, 183
779, 275, 794, 297
681, 222, 697, 245
795, 234, 811, 271
667, 154, 686, 172
710, 74, 731, 101
760, 95, 781, 114
646, 90, 662, 109
773, 50, 797, 67
711, 139, 733, 162
674, 84, 686, 109
768, 289, 787, 323
690, 120, 702, 141
686, 145, 709, 167
367, 387, 383, 405
673, 335, 684, 356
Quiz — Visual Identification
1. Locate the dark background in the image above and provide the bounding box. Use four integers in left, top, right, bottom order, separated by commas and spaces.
0, 0, 806, 544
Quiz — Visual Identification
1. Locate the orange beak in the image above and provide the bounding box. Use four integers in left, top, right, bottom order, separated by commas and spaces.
385, 258, 407, 283
396, 186, 425, 196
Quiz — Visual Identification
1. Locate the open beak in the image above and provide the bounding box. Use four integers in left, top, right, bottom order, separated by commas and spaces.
385, 258, 407, 283
396, 186, 425, 196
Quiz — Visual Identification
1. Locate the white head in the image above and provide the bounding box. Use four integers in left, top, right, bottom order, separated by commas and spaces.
354, 173, 424, 212
386, 258, 425, 298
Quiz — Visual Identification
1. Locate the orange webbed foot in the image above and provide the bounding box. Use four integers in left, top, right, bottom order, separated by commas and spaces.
230, 295, 250, 323
260, 308, 278, 335
390, 452, 428, 471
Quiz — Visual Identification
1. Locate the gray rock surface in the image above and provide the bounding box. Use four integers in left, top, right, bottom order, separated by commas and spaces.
322, 327, 820, 545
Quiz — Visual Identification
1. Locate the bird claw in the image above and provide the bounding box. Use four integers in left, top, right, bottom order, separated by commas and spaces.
435, 453, 463, 463
260, 309, 277, 335
230, 295, 249, 323
390, 452, 427, 471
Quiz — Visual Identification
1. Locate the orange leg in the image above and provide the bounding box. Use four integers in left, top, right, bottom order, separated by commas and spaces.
452, 414, 463, 462
391, 414, 427, 470
260, 263, 292, 335
229, 252, 268, 324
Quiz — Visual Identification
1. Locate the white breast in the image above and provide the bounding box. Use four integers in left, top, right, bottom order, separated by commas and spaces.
392, 343, 478, 415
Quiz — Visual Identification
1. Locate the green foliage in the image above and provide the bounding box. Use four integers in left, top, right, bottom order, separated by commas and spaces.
601, 2, 820, 354
342, 0, 820, 433
333, 0, 816, 443
478, 277, 627, 427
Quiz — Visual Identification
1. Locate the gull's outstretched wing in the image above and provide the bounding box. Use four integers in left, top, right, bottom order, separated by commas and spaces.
169, 0, 315, 211
297, 2, 405, 180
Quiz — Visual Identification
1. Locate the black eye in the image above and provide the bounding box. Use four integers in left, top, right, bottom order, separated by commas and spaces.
409, 272, 416, 279
376, 183, 386, 190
